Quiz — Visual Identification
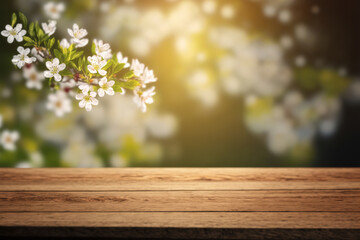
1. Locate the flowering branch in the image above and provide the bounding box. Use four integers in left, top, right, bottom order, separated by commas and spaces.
2, 11, 157, 116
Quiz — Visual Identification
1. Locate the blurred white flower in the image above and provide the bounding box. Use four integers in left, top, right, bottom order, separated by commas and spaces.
116, 52, 130, 68
294, 55, 306, 67
145, 113, 178, 138
267, 121, 298, 154
44, 58, 66, 81
263, 5, 277, 17
1, 24, 26, 43
109, 154, 126, 167
0, 130, 19, 151
94, 39, 112, 60
221, 5, 235, 19
130, 59, 145, 76
187, 69, 218, 107
75, 88, 98, 112
133, 86, 156, 112
278, 9, 292, 23
139, 67, 157, 88
280, 35, 293, 49
44, 2, 65, 20
16, 162, 32, 168
12, 47, 36, 69
23, 65, 45, 90
202, 0, 217, 14
46, 90, 72, 117
60, 77, 76, 94
98, 77, 115, 97
31, 48, 44, 62
42, 20, 57, 36
87, 55, 107, 76
68, 24, 88, 48
60, 38, 70, 49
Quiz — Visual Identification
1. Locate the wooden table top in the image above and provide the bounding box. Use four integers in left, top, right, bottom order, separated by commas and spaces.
0, 168, 359, 239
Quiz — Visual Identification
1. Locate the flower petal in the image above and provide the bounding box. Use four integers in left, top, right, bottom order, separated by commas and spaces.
7, 35, 14, 43
44, 71, 53, 78
53, 58, 59, 66
85, 102, 92, 111
45, 61, 53, 69
54, 73, 62, 82
98, 89, 105, 97
79, 99, 86, 108
58, 63, 66, 71
98, 69, 107, 76
87, 65, 96, 74
91, 97, 99, 105
1, 30, 9, 37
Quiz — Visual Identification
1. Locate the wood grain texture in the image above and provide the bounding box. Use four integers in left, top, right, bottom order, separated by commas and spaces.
0, 168, 359, 239
1, 168, 359, 191
1, 190, 359, 212
1, 212, 360, 228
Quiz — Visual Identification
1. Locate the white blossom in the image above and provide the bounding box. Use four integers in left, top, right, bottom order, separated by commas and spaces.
267, 121, 298, 154
68, 24, 88, 48
60, 38, 70, 49
94, 39, 112, 60
23, 65, 45, 90
116, 52, 130, 68
133, 86, 156, 112
130, 59, 145, 76
139, 67, 157, 88
0, 130, 19, 151
60, 77, 76, 91
1, 24, 26, 43
75, 88, 99, 112
46, 90, 72, 117
98, 77, 115, 97
87, 55, 107, 76
78, 83, 91, 94
44, 58, 66, 82
42, 20, 57, 36
31, 48, 44, 62
12, 47, 36, 69
44, 2, 65, 20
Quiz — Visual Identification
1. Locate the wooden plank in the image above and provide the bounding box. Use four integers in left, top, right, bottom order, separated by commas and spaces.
1, 168, 359, 191
1, 190, 359, 212
1, 212, 360, 229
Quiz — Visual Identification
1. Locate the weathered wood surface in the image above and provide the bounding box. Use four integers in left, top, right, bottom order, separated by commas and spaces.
0, 168, 359, 239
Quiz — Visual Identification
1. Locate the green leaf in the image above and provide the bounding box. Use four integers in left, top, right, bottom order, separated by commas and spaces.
113, 84, 125, 93
48, 38, 55, 49
69, 61, 78, 70
71, 51, 83, 60
102, 60, 113, 71
18, 12, 27, 28
113, 63, 125, 74
60, 69, 73, 76
23, 42, 33, 47
91, 42, 96, 55
123, 70, 134, 79
23, 36, 34, 43
11, 13, 17, 27
54, 49, 63, 61
29, 22, 35, 38
117, 79, 140, 90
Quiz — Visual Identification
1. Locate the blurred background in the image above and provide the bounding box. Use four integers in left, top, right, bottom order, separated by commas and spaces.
0, 0, 359, 167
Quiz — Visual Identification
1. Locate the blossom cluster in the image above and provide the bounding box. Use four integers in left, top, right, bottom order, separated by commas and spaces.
1, 6, 157, 117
